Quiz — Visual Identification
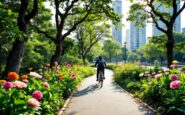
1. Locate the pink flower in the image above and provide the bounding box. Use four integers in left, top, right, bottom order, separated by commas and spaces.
22, 79, 29, 83
171, 74, 178, 81
29, 72, 42, 78
67, 64, 71, 68
32, 90, 43, 100
3, 82, 14, 89
154, 73, 162, 79
170, 80, 181, 89
170, 64, 178, 68
43, 82, 49, 88
165, 68, 170, 72
54, 61, 58, 66
27, 98, 40, 107
13, 81, 27, 89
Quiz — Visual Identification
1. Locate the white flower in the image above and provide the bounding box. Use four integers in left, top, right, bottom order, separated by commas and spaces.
29, 72, 42, 78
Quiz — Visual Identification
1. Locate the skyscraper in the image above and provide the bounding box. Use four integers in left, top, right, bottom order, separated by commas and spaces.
182, 27, 185, 33
112, 0, 123, 46
130, 22, 146, 51
125, 29, 130, 50
152, 3, 181, 36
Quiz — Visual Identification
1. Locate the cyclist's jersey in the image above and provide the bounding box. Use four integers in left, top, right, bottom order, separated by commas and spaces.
95, 59, 106, 69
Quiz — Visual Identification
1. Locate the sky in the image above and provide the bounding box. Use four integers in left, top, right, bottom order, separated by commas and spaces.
122, 0, 185, 37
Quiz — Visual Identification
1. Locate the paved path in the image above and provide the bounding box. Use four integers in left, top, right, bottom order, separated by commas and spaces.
64, 69, 154, 115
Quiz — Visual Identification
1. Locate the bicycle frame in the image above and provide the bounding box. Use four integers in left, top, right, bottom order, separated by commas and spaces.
98, 70, 104, 88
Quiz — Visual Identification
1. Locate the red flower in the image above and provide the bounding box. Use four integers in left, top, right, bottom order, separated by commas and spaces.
8, 72, 19, 80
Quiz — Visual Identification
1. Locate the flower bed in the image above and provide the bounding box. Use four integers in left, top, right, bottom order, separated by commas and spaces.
0, 63, 95, 114
113, 62, 185, 114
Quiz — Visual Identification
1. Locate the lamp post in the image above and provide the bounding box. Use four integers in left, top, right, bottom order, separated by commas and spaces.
124, 42, 127, 63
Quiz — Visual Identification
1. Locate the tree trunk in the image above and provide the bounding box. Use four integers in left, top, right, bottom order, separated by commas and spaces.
109, 53, 112, 62
0, 44, 2, 73
50, 41, 62, 67
4, 39, 26, 77
3, 0, 38, 78
116, 53, 118, 64
160, 57, 163, 65
82, 55, 86, 65
166, 31, 174, 67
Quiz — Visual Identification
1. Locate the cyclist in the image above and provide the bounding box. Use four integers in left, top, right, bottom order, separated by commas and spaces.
95, 56, 106, 81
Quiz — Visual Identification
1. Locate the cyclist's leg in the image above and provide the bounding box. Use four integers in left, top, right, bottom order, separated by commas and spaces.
99, 68, 105, 79
102, 67, 105, 79
97, 67, 99, 81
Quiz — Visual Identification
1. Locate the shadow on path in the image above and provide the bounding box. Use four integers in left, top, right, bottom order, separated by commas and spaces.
74, 84, 100, 97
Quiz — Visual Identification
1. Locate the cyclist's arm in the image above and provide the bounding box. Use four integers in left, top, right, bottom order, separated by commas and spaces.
104, 62, 106, 67
95, 60, 98, 67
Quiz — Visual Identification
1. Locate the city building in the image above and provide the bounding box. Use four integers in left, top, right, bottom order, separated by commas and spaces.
125, 29, 130, 50
112, 0, 123, 46
182, 27, 185, 33
129, 22, 146, 51
152, 3, 181, 36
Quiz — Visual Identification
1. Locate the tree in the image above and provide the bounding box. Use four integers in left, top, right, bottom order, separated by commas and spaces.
150, 33, 185, 63
114, 43, 121, 64
127, 51, 141, 62
76, 22, 111, 65
0, 2, 21, 72
37, 0, 121, 67
121, 46, 128, 63
60, 37, 77, 56
87, 43, 103, 62
137, 43, 165, 64
128, 0, 185, 67
3, 0, 38, 77
21, 33, 55, 70
103, 40, 121, 62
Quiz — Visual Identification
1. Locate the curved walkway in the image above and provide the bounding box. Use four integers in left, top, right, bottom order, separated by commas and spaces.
63, 69, 154, 115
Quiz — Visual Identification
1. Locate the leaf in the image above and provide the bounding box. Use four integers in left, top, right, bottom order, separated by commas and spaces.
14, 99, 26, 105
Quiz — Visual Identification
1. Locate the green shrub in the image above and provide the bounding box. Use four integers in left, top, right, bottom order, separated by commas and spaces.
113, 62, 185, 114
59, 55, 89, 65
0, 64, 95, 114
106, 63, 120, 70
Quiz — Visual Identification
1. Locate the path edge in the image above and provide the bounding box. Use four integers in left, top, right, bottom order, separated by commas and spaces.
58, 68, 96, 115
112, 80, 158, 114
57, 75, 90, 115
58, 91, 74, 115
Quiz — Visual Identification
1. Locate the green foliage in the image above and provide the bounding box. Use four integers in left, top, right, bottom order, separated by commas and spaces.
127, 51, 141, 62
137, 43, 165, 62
75, 21, 111, 64
106, 63, 120, 70
150, 33, 185, 61
0, 2, 21, 42
103, 40, 121, 62
59, 55, 89, 65
153, 60, 163, 73
113, 62, 185, 114
0, 64, 95, 114
87, 43, 103, 62
21, 34, 55, 71
74, 65, 95, 78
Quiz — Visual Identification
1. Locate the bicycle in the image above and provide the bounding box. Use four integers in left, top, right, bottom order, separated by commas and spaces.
98, 70, 104, 88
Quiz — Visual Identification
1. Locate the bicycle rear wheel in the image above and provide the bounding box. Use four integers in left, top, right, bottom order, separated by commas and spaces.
98, 71, 103, 88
